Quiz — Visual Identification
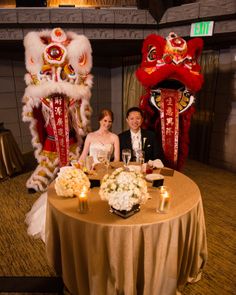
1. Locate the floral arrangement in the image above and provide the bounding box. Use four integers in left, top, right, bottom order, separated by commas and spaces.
99, 167, 149, 211
55, 166, 90, 197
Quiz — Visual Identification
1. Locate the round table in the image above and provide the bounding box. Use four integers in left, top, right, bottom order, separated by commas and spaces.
45, 170, 207, 295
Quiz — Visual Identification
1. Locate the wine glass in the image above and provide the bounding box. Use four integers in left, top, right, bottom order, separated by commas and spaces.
136, 150, 145, 165
122, 149, 131, 169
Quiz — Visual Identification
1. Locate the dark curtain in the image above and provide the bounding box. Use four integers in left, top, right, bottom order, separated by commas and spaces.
188, 50, 219, 163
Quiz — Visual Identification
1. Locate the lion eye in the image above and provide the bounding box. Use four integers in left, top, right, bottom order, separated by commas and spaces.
147, 47, 157, 62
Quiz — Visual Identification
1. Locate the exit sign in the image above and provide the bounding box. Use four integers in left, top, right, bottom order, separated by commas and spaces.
190, 21, 214, 37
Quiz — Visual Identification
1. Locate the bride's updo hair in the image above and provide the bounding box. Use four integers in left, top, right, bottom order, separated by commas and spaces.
99, 109, 114, 122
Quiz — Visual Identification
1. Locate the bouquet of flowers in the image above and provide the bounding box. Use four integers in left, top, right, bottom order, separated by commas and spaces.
99, 167, 149, 211
55, 166, 90, 197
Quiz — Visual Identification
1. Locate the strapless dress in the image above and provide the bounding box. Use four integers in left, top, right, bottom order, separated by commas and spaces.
89, 142, 113, 163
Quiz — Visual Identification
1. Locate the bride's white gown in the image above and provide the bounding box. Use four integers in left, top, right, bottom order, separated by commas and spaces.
25, 142, 114, 242
89, 142, 113, 163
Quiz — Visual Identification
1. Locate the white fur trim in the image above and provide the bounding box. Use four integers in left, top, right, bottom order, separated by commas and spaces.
24, 31, 49, 74
26, 162, 60, 192
24, 81, 91, 105
67, 33, 93, 75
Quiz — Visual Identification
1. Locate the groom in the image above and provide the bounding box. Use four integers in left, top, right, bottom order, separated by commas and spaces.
119, 107, 162, 162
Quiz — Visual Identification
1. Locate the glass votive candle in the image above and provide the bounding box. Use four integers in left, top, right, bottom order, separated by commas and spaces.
157, 186, 172, 214
77, 187, 89, 213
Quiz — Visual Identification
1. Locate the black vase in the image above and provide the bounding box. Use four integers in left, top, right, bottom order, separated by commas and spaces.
110, 204, 140, 219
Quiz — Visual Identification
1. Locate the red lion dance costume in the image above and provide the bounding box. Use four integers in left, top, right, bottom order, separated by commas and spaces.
22, 28, 93, 192
136, 32, 203, 170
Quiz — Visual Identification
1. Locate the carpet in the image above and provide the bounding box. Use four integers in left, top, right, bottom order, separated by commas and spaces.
0, 160, 235, 294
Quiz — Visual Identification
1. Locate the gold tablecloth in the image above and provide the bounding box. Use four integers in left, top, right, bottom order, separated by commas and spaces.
45, 170, 207, 295
0, 130, 24, 179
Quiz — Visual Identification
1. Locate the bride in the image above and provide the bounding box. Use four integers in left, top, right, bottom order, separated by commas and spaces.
25, 109, 120, 242
79, 108, 120, 164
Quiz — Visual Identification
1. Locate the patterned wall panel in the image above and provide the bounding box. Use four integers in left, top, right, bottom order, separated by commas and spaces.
114, 29, 143, 39
17, 8, 50, 23
64, 27, 84, 35
23, 28, 47, 37
50, 8, 83, 23
84, 27, 114, 39
170, 25, 190, 37
0, 5, 233, 41
158, 26, 192, 38
158, 28, 174, 38
0, 9, 17, 23
0, 28, 23, 40
143, 29, 158, 38
166, 3, 200, 23
114, 9, 146, 24
200, 0, 236, 18
82, 9, 114, 23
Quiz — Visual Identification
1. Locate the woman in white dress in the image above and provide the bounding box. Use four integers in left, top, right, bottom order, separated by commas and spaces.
25, 109, 119, 242
79, 109, 120, 164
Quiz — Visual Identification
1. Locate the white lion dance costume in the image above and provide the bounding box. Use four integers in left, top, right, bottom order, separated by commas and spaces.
22, 28, 93, 192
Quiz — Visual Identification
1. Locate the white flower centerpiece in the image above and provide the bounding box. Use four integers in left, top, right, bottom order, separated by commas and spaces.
99, 167, 149, 218
55, 166, 90, 197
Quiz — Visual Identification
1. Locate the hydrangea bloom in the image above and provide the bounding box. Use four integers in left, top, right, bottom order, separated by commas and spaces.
99, 167, 149, 211
55, 166, 90, 197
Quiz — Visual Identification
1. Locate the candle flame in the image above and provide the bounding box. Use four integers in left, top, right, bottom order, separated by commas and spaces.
80, 186, 88, 198
162, 191, 169, 198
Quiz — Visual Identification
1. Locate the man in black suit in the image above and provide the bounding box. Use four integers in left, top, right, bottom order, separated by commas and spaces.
119, 107, 162, 162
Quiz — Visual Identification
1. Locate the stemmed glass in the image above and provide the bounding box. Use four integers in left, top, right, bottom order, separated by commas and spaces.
136, 150, 145, 165
122, 149, 131, 169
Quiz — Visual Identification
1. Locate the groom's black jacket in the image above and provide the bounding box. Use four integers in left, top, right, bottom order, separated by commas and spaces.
118, 129, 163, 162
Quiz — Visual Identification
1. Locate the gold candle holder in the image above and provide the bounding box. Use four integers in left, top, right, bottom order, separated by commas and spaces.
157, 186, 171, 214
78, 187, 89, 213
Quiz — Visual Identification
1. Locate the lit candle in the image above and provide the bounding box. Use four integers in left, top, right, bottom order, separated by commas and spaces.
157, 186, 171, 213
78, 186, 89, 213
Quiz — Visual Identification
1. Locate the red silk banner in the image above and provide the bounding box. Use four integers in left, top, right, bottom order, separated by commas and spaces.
160, 89, 180, 168
51, 95, 69, 167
